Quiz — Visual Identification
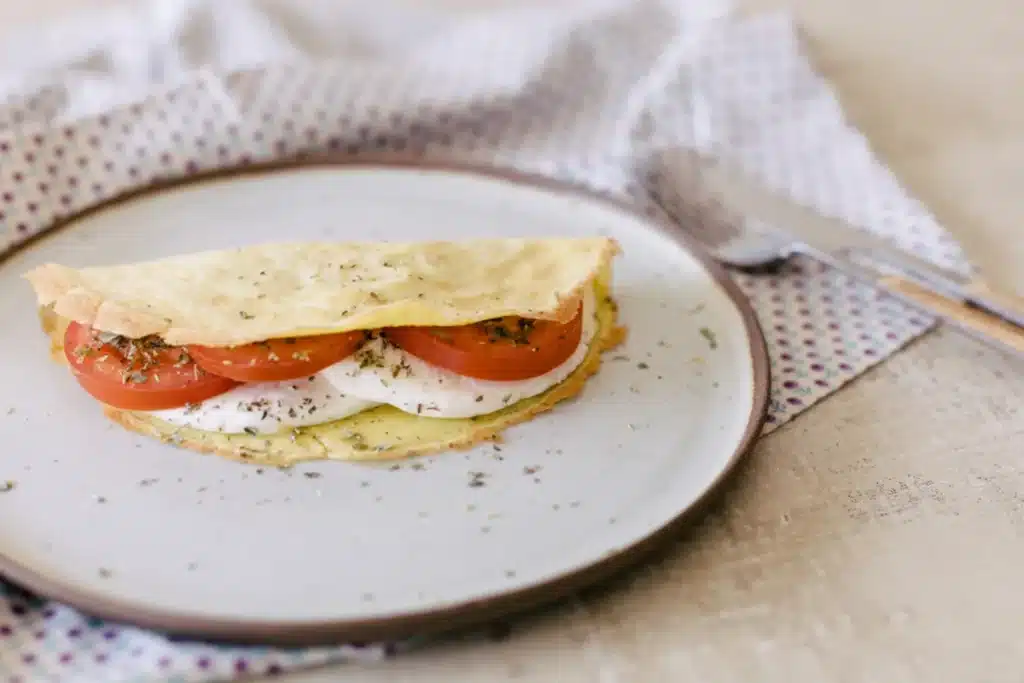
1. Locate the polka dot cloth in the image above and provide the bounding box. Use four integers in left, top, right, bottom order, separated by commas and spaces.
0, 9, 962, 682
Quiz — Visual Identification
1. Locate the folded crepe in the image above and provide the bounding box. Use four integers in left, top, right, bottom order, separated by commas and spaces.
25, 237, 624, 467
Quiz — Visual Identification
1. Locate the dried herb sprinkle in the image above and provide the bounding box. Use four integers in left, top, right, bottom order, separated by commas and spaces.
699, 327, 719, 350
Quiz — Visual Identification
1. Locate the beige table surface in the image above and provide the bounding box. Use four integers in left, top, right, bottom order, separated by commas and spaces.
3, 1, 1023, 681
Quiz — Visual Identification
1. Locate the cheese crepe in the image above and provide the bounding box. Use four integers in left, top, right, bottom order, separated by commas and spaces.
27, 238, 624, 465
25, 238, 617, 346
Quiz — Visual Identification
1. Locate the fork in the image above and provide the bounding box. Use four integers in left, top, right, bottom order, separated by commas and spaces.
679, 155, 1024, 360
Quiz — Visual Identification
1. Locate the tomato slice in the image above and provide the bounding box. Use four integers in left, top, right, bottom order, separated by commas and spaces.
187, 331, 366, 382
385, 303, 585, 381
63, 322, 240, 411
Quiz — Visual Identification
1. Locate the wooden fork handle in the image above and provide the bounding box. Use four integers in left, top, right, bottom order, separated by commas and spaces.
880, 275, 1024, 357
964, 278, 1024, 328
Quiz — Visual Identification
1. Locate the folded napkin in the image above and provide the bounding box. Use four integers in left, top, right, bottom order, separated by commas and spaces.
0, 0, 968, 680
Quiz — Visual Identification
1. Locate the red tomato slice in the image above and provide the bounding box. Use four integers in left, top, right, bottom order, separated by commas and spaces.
63, 322, 240, 411
385, 303, 584, 381
187, 332, 366, 382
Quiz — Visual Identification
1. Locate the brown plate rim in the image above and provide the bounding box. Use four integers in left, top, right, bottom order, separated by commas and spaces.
0, 156, 771, 647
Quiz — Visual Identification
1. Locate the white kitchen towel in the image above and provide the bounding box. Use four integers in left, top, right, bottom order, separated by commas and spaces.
0, 0, 965, 681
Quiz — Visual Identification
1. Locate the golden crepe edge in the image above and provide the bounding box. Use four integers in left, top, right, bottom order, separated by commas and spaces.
37, 271, 625, 466
23, 237, 620, 347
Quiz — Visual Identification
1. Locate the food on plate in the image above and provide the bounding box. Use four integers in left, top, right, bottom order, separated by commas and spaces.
24, 237, 624, 466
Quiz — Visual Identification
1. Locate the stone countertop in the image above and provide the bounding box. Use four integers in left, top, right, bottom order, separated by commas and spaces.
3, 1, 1022, 681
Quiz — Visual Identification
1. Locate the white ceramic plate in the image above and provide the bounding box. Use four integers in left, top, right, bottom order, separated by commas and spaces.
0, 162, 768, 644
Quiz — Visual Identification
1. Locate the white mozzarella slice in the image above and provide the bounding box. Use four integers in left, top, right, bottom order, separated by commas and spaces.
319, 291, 596, 419
149, 374, 379, 434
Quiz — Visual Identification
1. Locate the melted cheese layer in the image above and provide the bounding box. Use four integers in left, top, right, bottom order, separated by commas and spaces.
148, 292, 596, 434
318, 291, 596, 419
150, 375, 377, 434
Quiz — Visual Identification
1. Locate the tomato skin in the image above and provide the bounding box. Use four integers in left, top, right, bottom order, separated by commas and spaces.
63, 322, 239, 411
385, 303, 584, 381
187, 331, 366, 382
